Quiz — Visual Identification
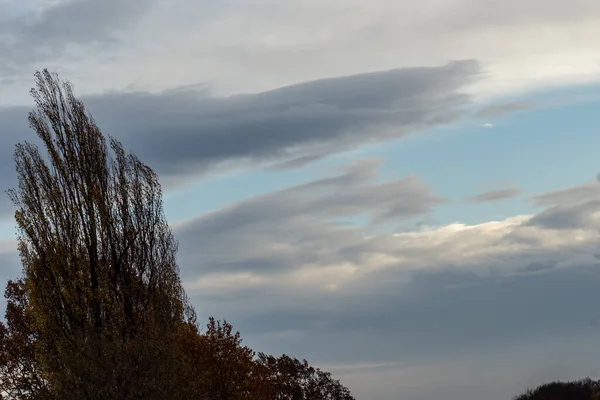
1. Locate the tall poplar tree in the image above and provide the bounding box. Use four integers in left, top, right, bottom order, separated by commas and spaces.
3, 69, 195, 399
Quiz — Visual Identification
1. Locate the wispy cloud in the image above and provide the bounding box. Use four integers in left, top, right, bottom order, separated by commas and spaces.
475, 101, 532, 118
468, 187, 521, 203
175, 158, 443, 281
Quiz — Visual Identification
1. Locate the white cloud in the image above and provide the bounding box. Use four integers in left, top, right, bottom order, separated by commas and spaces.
2, 0, 600, 104
172, 168, 600, 300
181, 212, 600, 297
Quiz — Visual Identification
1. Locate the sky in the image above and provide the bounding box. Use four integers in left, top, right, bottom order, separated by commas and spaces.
1, 1, 600, 399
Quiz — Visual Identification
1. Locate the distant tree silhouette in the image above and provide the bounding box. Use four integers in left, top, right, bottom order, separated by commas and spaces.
255, 353, 355, 400
514, 379, 600, 400
174, 318, 356, 400
174, 318, 259, 400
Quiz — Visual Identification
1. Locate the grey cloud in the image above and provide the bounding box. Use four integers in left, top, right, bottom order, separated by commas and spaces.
157, 172, 600, 400
267, 155, 325, 170
172, 174, 600, 383
188, 259, 600, 400
0, 106, 28, 220
332, 333, 600, 400
441, 0, 600, 30
83, 60, 480, 180
528, 200, 600, 230
468, 187, 521, 203
477, 94, 600, 121
0, 60, 481, 199
533, 181, 600, 207
175, 158, 442, 278
232, 263, 600, 365
176, 179, 600, 302
527, 181, 600, 229
474, 101, 532, 118
0, 0, 156, 75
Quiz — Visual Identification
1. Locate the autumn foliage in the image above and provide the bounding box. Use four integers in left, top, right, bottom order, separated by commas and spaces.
0, 70, 354, 399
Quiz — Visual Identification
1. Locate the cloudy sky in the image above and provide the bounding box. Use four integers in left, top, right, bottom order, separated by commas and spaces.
2, 0, 600, 399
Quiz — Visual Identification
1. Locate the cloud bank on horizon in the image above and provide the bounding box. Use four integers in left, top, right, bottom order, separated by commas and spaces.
1, 1, 600, 400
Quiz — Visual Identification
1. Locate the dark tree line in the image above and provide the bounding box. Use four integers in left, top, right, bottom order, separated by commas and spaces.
0, 70, 354, 400
514, 379, 600, 400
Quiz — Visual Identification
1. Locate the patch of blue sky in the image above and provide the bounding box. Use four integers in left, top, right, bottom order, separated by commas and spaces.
163, 83, 600, 229
370, 84, 600, 226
